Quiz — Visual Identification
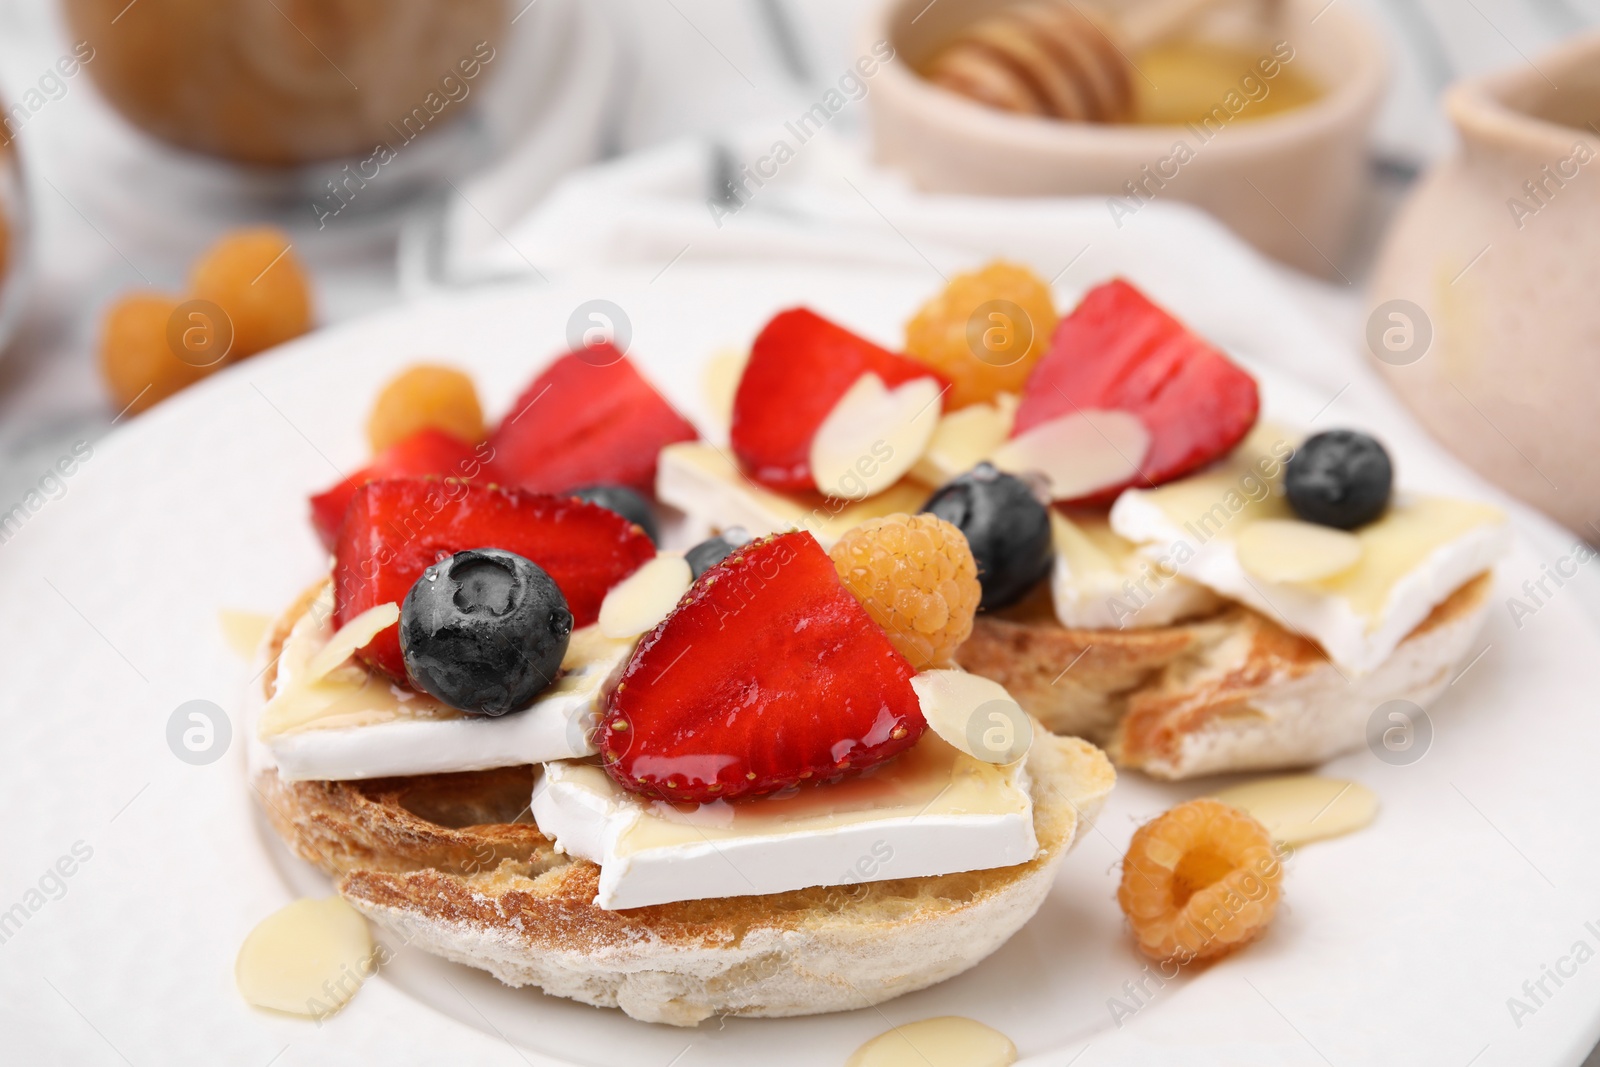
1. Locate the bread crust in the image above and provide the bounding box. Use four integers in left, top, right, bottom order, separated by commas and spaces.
958, 573, 1494, 778
251, 587, 1116, 1025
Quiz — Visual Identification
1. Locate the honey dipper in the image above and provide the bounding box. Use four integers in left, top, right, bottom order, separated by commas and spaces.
924, 0, 1243, 123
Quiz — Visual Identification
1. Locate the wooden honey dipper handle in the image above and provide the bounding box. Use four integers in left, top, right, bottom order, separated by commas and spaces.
923, 0, 1249, 123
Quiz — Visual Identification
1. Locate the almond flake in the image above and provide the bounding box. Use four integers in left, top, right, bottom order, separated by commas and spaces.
990, 409, 1149, 500
809, 373, 944, 500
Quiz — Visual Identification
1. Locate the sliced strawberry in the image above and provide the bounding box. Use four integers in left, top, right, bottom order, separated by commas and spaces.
730, 308, 947, 492
308, 429, 486, 552
1013, 279, 1259, 506
484, 346, 697, 497
600, 531, 924, 803
333, 479, 655, 681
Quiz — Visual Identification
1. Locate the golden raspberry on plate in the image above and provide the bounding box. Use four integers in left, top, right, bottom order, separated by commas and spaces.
829, 513, 981, 670
904, 260, 1059, 409
1118, 798, 1284, 962
367, 364, 485, 453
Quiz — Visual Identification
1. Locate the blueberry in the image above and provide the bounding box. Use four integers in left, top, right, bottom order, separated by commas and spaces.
399, 548, 573, 716
922, 463, 1053, 610
571, 484, 658, 543
685, 526, 752, 578
1285, 430, 1393, 529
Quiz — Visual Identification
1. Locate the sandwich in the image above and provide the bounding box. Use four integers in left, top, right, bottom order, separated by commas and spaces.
248, 351, 1115, 1025
657, 265, 1508, 779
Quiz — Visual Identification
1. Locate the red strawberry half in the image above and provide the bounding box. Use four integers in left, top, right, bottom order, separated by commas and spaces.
333, 478, 655, 681
1013, 279, 1259, 506
730, 308, 947, 492
309, 428, 487, 552
485, 346, 697, 497
600, 531, 924, 803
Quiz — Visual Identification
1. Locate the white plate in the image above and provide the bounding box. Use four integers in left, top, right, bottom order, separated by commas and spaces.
4, 258, 1600, 1067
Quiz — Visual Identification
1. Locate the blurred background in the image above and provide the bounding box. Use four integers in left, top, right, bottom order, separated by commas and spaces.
0, 0, 1596, 539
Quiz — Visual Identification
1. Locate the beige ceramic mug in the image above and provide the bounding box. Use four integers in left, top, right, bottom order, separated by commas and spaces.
1368, 32, 1600, 536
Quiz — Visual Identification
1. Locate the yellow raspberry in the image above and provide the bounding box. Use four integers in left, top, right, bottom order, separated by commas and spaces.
829, 513, 981, 669
366, 364, 485, 453
190, 226, 313, 359
98, 292, 212, 416
904, 260, 1059, 409
1118, 798, 1284, 962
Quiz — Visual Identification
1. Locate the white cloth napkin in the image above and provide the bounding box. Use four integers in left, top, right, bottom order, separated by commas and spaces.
425, 125, 1368, 388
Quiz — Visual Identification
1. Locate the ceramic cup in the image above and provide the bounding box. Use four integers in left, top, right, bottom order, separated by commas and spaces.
60, 0, 508, 166
862, 0, 1387, 278
1367, 32, 1600, 537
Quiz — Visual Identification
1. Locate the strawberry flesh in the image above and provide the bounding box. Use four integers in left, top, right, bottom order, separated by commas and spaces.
485, 346, 697, 497
600, 531, 925, 803
730, 308, 946, 492
333, 479, 655, 681
309, 428, 485, 552
1014, 279, 1259, 506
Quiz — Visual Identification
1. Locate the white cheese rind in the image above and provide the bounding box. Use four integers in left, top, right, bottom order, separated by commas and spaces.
256, 586, 635, 782
267, 688, 606, 783
1052, 550, 1223, 629
1111, 490, 1510, 674
532, 739, 1039, 910
657, 441, 821, 541
1049, 511, 1220, 629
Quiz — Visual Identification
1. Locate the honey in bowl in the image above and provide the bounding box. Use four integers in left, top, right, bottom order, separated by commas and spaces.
921, 0, 1321, 127
1132, 40, 1321, 126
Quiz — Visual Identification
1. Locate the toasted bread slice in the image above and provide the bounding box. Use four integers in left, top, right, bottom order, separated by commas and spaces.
251, 588, 1116, 1026
958, 573, 1493, 779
